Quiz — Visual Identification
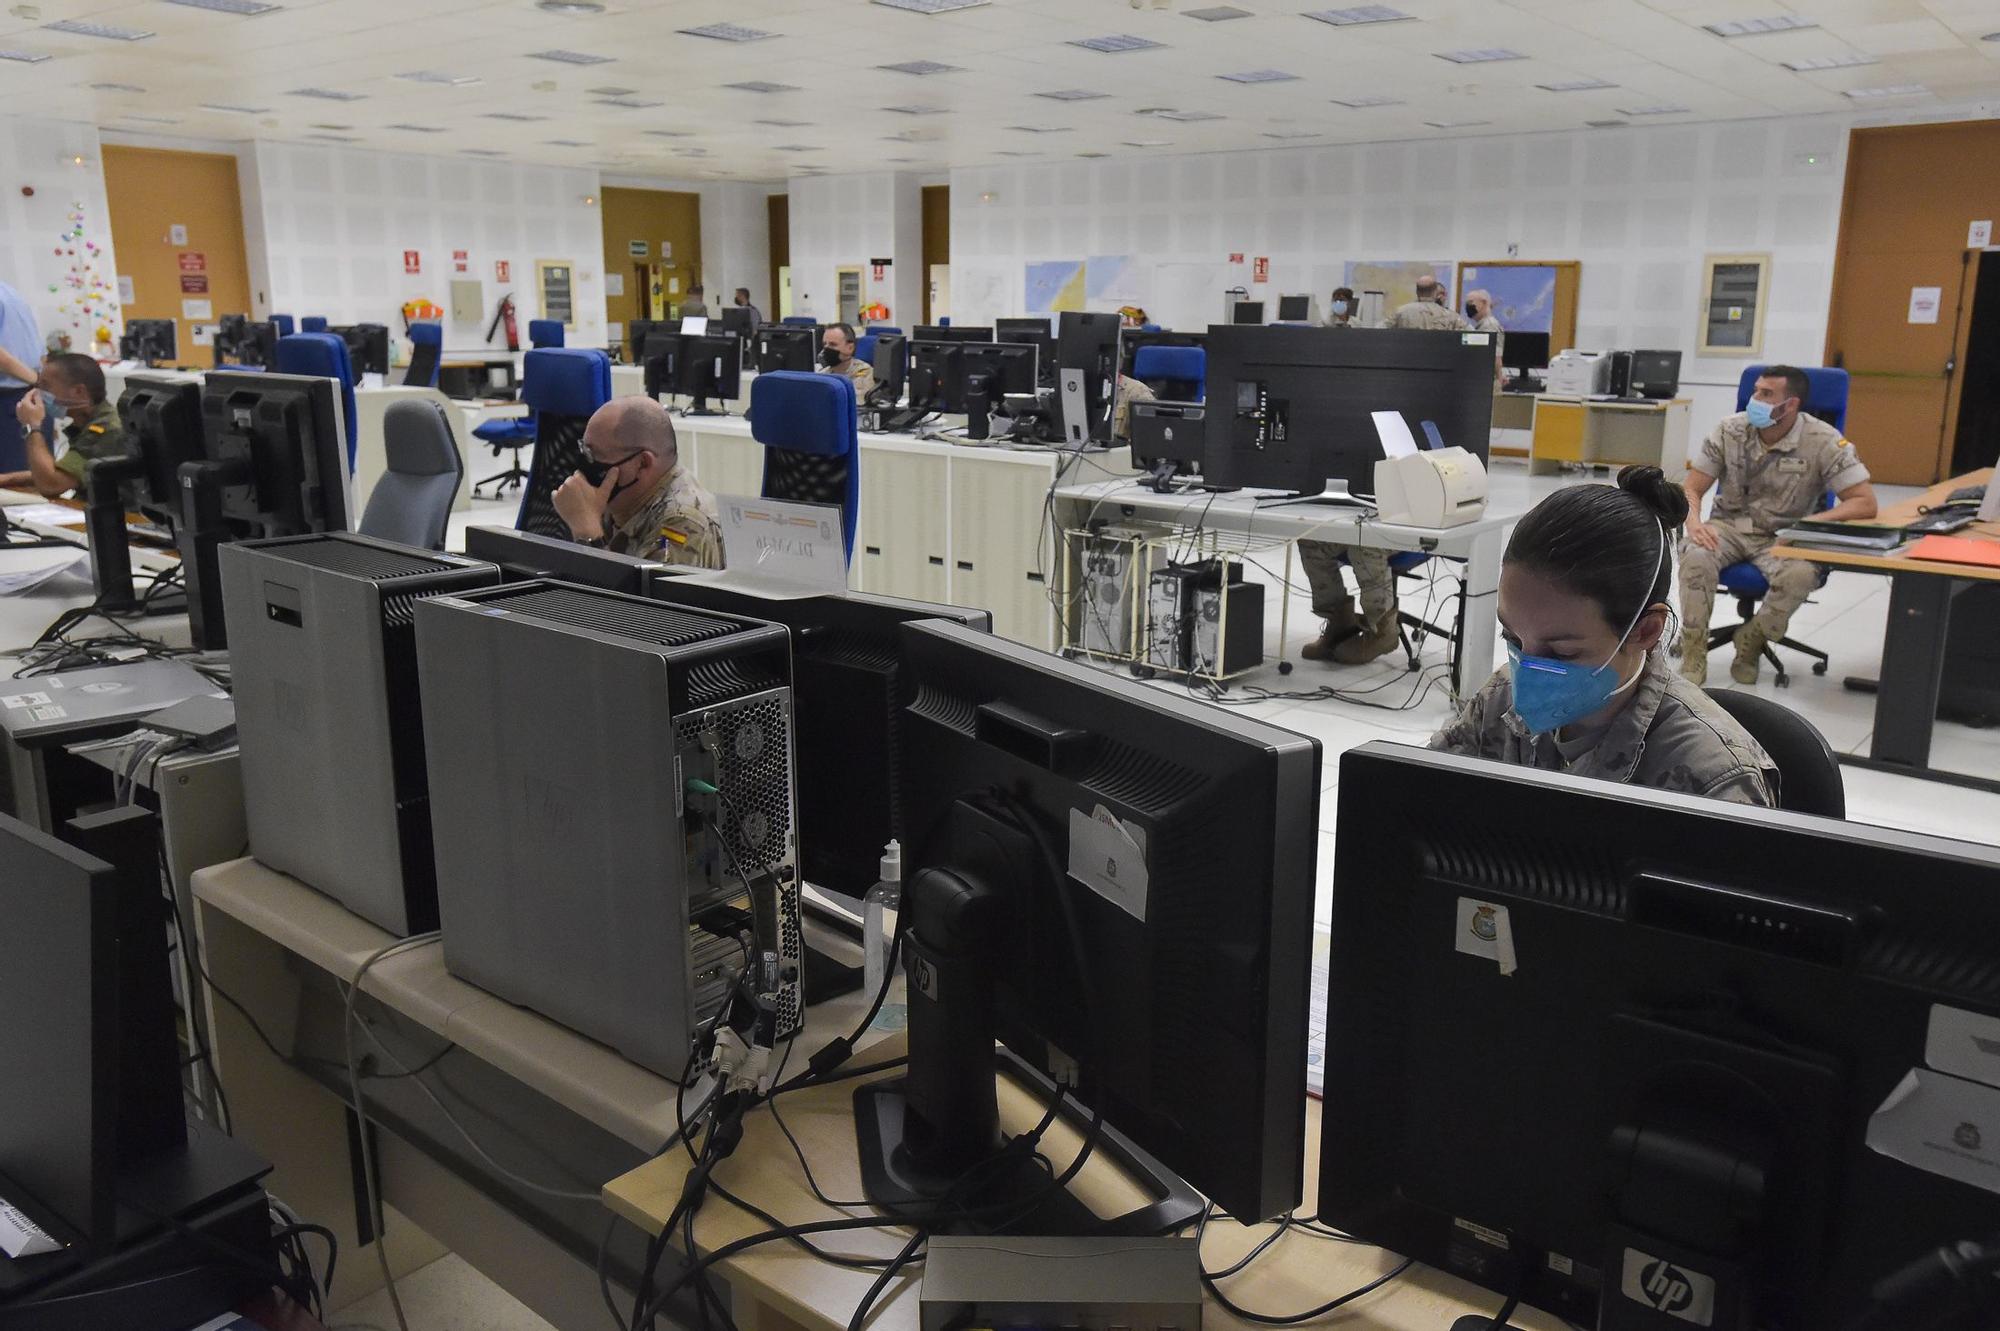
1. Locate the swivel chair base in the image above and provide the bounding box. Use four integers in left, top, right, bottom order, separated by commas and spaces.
474, 446, 529, 499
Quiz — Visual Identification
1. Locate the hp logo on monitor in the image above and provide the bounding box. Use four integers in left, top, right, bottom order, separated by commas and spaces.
1619, 1249, 1716, 1326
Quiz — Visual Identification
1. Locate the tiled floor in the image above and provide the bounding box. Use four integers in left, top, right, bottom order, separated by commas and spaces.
411, 437, 2000, 1331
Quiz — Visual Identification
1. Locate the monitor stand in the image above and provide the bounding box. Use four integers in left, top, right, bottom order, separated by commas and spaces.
1265, 480, 1372, 509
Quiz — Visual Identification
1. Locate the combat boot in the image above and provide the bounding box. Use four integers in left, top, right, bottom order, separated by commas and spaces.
1731, 623, 1768, 685
1680, 642, 1708, 687
1300, 597, 1359, 662
1332, 605, 1401, 665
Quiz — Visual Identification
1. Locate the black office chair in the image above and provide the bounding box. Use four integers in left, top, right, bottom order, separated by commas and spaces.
1704, 689, 1845, 818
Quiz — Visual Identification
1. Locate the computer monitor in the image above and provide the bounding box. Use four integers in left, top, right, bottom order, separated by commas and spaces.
637, 328, 681, 400
213, 314, 277, 369
996, 318, 1056, 388
179, 370, 352, 649
1231, 300, 1266, 326
629, 318, 675, 367
331, 323, 391, 378
915, 324, 991, 344
1055, 311, 1122, 445
1117, 328, 1207, 381
1201, 325, 1495, 495
0, 808, 186, 1250
958, 342, 1038, 410
1629, 348, 1682, 400
1276, 294, 1313, 323
1501, 329, 1553, 390
754, 324, 818, 374
870, 333, 909, 403
674, 333, 741, 415
85, 376, 206, 613
1320, 742, 2000, 1328
119, 318, 177, 367
907, 340, 964, 414
464, 524, 657, 596
855, 621, 1319, 1231
717, 306, 756, 341
645, 579, 993, 899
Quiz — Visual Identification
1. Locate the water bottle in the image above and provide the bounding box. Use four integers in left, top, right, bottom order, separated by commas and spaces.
863, 839, 904, 1030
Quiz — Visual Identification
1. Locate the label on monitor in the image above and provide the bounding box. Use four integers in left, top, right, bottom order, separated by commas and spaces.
1866, 1067, 2000, 1199
1454, 897, 1517, 976
1067, 805, 1148, 923
1927, 1004, 2000, 1089
1618, 1248, 1716, 1326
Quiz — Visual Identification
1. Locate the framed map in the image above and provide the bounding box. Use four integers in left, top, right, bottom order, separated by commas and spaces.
1025, 260, 1086, 314
1461, 264, 1556, 333
1343, 260, 1452, 313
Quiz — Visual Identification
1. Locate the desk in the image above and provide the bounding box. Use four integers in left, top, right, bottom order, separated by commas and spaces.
1048, 482, 1515, 699
438, 357, 518, 401
1492, 393, 1692, 478
1771, 466, 1999, 793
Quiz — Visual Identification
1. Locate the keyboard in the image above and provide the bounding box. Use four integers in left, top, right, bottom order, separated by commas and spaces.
1947, 484, 1987, 505
1906, 510, 1977, 537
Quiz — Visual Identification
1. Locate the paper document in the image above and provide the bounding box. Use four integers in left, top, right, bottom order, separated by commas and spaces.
1, 503, 85, 527
0, 1198, 62, 1258
680, 316, 709, 336
716, 495, 848, 593
0, 555, 92, 597
1370, 410, 1419, 459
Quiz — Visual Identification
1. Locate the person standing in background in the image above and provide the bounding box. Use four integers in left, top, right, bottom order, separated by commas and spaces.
0, 279, 50, 475
680, 284, 707, 322
1464, 288, 1506, 386
1324, 287, 1360, 327
1386, 276, 1470, 332
733, 288, 764, 327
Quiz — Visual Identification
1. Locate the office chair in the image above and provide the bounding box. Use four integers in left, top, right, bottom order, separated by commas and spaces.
781, 316, 818, 327
1326, 549, 1467, 675
270, 314, 295, 338
300, 316, 328, 334
527, 319, 565, 349
1703, 689, 1845, 817
1702, 365, 1851, 687
472, 321, 567, 497
1131, 344, 1205, 402
272, 332, 359, 473
863, 325, 902, 337
514, 348, 611, 538
358, 398, 463, 550
404, 322, 443, 389
750, 371, 859, 565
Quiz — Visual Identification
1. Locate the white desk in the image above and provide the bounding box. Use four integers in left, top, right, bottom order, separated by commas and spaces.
1050, 481, 1516, 699
0, 491, 184, 655
352, 386, 478, 516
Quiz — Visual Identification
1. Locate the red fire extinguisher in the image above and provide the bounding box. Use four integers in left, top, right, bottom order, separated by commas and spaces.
485, 293, 519, 352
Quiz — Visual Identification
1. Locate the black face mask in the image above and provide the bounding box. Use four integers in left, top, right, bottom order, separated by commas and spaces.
819, 346, 844, 368
1466, 303, 1479, 319
578, 448, 643, 491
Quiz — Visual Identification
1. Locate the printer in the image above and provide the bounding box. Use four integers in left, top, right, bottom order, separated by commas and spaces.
1545, 349, 1611, 396
1374, 448, 1488, 529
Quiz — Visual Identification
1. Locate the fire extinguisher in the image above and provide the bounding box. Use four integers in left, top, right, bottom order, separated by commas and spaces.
485, 294, 519, 352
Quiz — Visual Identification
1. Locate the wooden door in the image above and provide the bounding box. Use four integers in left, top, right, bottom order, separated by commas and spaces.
102, 146, 252, 368
767, 194, 789, 325
921, 185, 950, 326
600, 187, 700, 352
1826, 120, 2000, 485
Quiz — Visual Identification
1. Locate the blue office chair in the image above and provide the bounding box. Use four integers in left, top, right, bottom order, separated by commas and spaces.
404, 322, 443, 388
527, 319, 565, 349
864, 325, 902, 337
781, 316, 818, 327
514, 348, 611, 538
270, 314, 296, 338
474, 324, 563, 496
1132, 344, 1205, 402
1140, 323, 1162, 333
300, 316, 328, 334
750, 371, 859, 565
855, 331, 880, 366
1703, 365, 1851, 686
273, 332, 358, 473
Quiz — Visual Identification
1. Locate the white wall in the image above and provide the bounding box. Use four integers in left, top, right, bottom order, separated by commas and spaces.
944, 105, 1996, 426
1, 118, 120, 357
788, 171, 925, 329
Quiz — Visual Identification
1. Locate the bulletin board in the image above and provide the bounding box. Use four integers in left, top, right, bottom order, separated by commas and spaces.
1455, 260, 1580, 354
537, 259, 574, 326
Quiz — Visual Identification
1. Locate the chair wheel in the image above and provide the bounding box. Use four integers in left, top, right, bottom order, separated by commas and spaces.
1277, 660, 1293, 676
1774, 674, 1790, 689
1131, 665, 1154, 679
1812, 661, 1828, 675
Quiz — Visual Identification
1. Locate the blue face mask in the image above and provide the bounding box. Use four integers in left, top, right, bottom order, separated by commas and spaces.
1507, 527, 1667, 735
1745, 398, 1782, 430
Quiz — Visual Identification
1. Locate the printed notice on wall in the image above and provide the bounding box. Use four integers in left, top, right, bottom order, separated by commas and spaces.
605, 273, 625, 297
1909, 286, 1943, 325
1972, 220, 1993, 249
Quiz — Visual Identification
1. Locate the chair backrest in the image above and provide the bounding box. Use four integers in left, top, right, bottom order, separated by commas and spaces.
1702, 689, 1846, 818
781, 316, 818, 327
271, 314, 295, 338
1132, 344, 1206, 402
528, 319, 565, 349
864, 325, 902, 337
300, 316, 328, 334
359, 398, 463, 549
404, 322, 443, 388
273, 332, 359, 472
1733, 365, 1850, 433
515, 348, 612, 537
750, 371, 859, 563
855, 332, 880, 366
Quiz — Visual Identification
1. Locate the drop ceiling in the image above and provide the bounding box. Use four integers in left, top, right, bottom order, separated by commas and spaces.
3, 0, 1997, 180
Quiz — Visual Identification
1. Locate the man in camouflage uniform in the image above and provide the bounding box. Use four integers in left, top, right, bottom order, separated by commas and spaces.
817, 322, 876, 400
1385, 275, 1470, 332
552, 396, 724, 570
1297, 540, 1399, 666
3, 353, 129, 500
1464, 288, 1506, 387
1430, 649, 1777, 806
1678, 365, 1875, 685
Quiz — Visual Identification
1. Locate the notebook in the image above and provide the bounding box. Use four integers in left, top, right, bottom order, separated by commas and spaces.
1907, 534, 2000, 569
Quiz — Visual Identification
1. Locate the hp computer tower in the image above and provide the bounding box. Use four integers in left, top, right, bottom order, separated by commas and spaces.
221, 534, 500, 935
414, 581, 804, 1078
1606, 350, 1635, 398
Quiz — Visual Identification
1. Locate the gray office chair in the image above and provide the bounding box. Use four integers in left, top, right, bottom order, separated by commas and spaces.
1703, 688, 1845, 818
359, 398, 463, 550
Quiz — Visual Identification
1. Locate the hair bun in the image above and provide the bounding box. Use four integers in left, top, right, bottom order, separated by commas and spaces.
1617, 464, 1690, 528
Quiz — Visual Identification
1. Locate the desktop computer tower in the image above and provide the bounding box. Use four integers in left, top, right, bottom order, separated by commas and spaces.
413, 581, 804, 1079
1079, 530, 1145, 658
220, 534, 500, 935
1145, 566, 1199, 671
1606, 350, 1634, 398
1189, 562, 1264, 676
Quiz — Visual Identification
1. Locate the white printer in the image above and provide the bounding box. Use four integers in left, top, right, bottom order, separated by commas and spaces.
1545, 349, 1611, 396
1373, 448, 1489, 529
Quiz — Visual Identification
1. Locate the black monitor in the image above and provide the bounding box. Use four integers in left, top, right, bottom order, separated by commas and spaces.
120, 318, 177, 367
213, 314, 277, 369
645, 580, 992, 898
915, 324, 991, 344
1231, 300, 1266, 326
1202, 325, 1494, 495
1501, 329, 1553, 390
1276, 294, 1312, 322
637, 328, 681, 400
629, 318, 675, 367
855, 621, 1318, 1232
996, 318, 1056, 388
464, 524, 656, 595
180, 370, 351, 649
331, 323, 391, 378
1630, 348, 1683, 400
85, 376, 206, 613
870, 333, 909, 403
1056, 311, 1122, 445
717, 306, 756, 341
754, 325, 818, 374
957, 343, 1038, 432
1321, 743, 2000, 1328
0, 808, 186, 1250
674, 333, 741, 415
908, 340, 964, 414
1117, 327, 1207, 381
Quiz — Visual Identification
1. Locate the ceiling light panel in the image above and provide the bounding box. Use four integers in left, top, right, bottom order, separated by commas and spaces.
398, 70, 481, 85
1185, 6, 1253, 19
90, 81, 147, 92
1843, 83, 1927, 98
164, 0, 281, 13
727, 81, 798, 93
1436, 48, 1526, 63
678, 23, 775, 42
464, 148, 509, 156
1304, 6, 1414, 25
1330, 94, 1402, 107
1537, 77, 1617, 91
484, 112, 549, 121
200, 102, 270, 113
45, 19, 154, 40
1142, 108, 1224, 121
290, 87, 366, 100
1425, 118, 1491, 128
389, 123, 446, 132
528, 49, 614, 64
0, 48, 51, 62
872, 0, 991, 11
1072, 35, 1165, 53
884, 104, 949, 114
879, 59, 962, 74
1616, 103, 1691, 115
122, 113, 181, 122
545, 138, 590, 146
753, 117, 809, 126
537, 1, 605, 13
1220, 69, 1301, 83
1036, 89, 1111, 101
1704, 16, 1816, 37
1781, 53, 1877, 71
